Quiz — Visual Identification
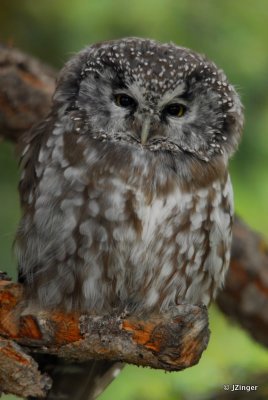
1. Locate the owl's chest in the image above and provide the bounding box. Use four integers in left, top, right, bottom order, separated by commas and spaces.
83, 171, 204, 260
30, 141, 233, 310
84, 171, 184, 243
82, 172, 232, 309
37, 151, 229, 263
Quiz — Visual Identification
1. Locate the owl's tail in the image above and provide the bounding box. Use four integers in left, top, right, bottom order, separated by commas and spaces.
29, 354, 124, 400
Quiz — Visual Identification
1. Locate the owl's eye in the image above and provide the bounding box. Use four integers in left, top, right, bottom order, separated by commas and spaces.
164, 103, 186, 118
114, 94, 136, 108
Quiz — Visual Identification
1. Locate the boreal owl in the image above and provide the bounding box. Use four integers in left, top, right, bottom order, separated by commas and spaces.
16, 38, 243, 399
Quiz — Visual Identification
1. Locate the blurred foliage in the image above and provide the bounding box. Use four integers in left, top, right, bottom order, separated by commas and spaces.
1, 1, 268, 399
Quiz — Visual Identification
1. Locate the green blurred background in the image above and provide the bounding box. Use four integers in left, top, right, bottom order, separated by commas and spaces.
1, 1, 268, 399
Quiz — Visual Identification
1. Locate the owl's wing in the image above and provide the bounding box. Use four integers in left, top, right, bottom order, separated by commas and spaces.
28, 354, 123, 400
17, 116, 55, 286
18, 116, 53, 208
18, 120, 124, 399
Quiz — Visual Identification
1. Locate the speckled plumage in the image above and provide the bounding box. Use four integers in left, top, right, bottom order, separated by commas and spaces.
16, 38, 243, 399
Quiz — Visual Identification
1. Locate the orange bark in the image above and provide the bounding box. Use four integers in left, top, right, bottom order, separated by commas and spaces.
0, 279, 209, 397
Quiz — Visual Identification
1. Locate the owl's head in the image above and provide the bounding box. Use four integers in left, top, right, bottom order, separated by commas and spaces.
53, 38, 243, 166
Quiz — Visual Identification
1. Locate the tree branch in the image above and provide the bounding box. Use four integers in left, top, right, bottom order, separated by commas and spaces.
216, 217, 268, 348
0, 44, 55, 143
0, 279, 209, 398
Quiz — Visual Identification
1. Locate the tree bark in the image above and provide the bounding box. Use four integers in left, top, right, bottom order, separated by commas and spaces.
0, 279, 209, 398
0, 44, 55, 143
217, 217, 268, 348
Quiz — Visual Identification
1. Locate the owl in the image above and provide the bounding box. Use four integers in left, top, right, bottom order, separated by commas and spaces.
16, 38, 243, 399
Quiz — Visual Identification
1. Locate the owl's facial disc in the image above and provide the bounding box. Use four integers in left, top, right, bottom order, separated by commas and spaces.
56, 38, 243, 163
108, 83, 220, 162
113, 90, 188, 145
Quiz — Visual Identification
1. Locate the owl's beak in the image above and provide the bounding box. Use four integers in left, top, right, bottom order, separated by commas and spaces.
140, 118, 151, 145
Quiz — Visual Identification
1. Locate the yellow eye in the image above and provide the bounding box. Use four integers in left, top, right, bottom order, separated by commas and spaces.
164, 103, 186, 117
114, 93, 136, 108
